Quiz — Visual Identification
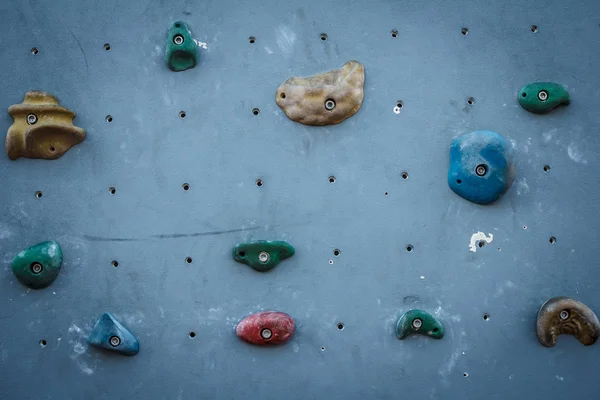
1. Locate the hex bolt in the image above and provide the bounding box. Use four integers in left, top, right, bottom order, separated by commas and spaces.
30, 262, 43, 274
538, 90, 548, 102
475, 164, 487, 176
109, 336, 121, 347
260, 328, 272, 339
559, 310, 569, 320
325, 99, 336, 111
27, 113, 38, 125
412, 318, 423, 329
258, 251, 270, 263
173, 34, 184, 45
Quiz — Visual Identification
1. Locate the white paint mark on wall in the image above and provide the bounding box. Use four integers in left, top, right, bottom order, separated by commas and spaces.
264, 46, 274, 54
555, 375, 564, 381
469, 232, 493, 252
275, 25, 296, 55
515, 178, 530, 195
193, 39, 208, 49
567, 143, 587, 164
68, 323, 95, 375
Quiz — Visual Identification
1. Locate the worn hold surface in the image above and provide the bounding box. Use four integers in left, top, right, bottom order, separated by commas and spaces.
1, 0, 600, 399
396, 309, 444, 340
518, 82, 570, 114
236, 311, 295, 345
276, 60, 364, 125
232, 240, 295, 272
11, 240, 62, 289
6, 91, 85, 160
88, 312, 140, 356
536, 297, 600, 347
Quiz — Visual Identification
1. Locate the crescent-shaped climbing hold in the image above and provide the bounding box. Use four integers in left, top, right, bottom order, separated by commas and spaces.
518, 82, 570, 114
232, 240, 295, 272
275, 60, 365, 126
88, 313, 140, 356
11, 241, 63, 289
396, 310, 444, 340
448, 130, 516, 205
165, 21, 199, 72
6, 91, 86, 160
536, 296, 600, 347
236, 311, 295, 345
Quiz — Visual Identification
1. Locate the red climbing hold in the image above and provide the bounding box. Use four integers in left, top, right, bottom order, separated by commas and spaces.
236, 311, 295, 345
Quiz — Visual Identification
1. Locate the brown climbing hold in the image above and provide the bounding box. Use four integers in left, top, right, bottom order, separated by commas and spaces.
6, 91, 86, 160
536, 296, 600, 347
276, 60, 365, 126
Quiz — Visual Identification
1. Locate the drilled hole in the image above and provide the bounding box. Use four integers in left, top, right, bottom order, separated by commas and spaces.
456, 179, 462, 184
461, 27, 469, 35
179, 111, 186, 118
174, 23, 181, 28
280, 92, 286, 99
396, 100, 404, 108
256, 179, 263, 187
252, 108, 260, 115
337, 323, 344, 330
384, 191, 389, 196
467, 97, 475, 105
249, 36, 256, 44
112, 260, 119, 267
401, 172, 409, 180
105, 115, 113, 123
333, 249, 341, 256
406, 244, 414, 252
321, 346, 326, 351
328, 259, 334, 265
463, 372, 469, 377
189, 331, 196, 338
49, 146, 56, 152
182, 183, 190, 191
549, 236, 556, 244
543, 165, 551, 172
39, 339, 47, 347
433, 328, 439, 333
329, 176, 336, 183
239, 251, 246, 257
109, 187, 116, 195
35, 191, 42, 199
320, 33, 328, 41
391, 29, 398, 38
523, 225, 527, 230
522, 92, 527, 97
531, 25, 538, 33
104, 43, 111, 51
31, 47, 39, 55
185, 257, 193, 264
483, 313, 490, 321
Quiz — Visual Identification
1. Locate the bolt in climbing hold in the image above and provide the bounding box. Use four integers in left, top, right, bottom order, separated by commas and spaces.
165, 21, 198, 72
448, 130, 516, 205
236, 311, 295, 345
11, 241, 62, 289
6, 91, 86, 160
276, 61, 365, 125
518, 82, 570, 114
88, 313, 140, 356
232, 240, 295, 272
396, 310, 444, 340
536, 296, 600, 347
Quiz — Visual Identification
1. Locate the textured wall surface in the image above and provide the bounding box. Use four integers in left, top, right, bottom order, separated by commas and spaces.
1, 0, 599, 398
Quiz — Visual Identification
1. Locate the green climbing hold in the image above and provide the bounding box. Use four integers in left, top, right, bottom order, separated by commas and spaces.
165, 21, 198, 72
518, 82, 570, 114
232, 240, 295, 272
11, 241, 63, 289
396, 309, 444, 340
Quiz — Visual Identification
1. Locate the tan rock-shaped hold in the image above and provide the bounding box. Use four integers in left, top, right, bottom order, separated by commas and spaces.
276, 60, 365, 126
6, 91, 86, 160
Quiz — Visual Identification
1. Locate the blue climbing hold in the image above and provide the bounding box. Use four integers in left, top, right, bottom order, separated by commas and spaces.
448, 130, 516, 205
88, 313, 139, 356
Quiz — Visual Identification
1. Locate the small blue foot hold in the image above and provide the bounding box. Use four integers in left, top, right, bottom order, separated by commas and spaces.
448, 130, 516, 205
88, 313, 139, 356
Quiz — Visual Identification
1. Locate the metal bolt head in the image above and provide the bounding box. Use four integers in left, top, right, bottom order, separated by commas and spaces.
260, 328, 272, 339
325, 99, 336, 111
173, 34, 184, 45
559, 310, 569, 320
412, 318, 423, 329
538, 90, 548, 101
109, 336, 121, 347
258, 251, 270, 263
27, 113, 38, 125
30, 262, 43, 274
475, 164, 487, 176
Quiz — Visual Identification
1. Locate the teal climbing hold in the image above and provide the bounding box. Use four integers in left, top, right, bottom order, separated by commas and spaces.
88, 313, 140, 356
518, 82, 570, 114
165, 21, 198, 72
11, 240, 62, 289
396, 309, 444, 340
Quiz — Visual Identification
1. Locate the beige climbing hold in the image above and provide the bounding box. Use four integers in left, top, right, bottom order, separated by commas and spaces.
6, 91, 86, 160
276, 60, 365, 126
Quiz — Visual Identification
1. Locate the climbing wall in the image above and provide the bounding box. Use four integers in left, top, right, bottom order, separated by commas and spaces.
1, 0, 600, 398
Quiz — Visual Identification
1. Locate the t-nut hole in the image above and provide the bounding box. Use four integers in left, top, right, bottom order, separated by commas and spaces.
189, 331, 196, 338
256, 179, 263, 187
337, 322, 344, 330
483, 313, 490, 321
329, 175, 336, 183
463, 372, 469, 377
401, 172, 409, 180
543, 164, 551, 172
321, 346, 326, 351
104, 43, 111, 51
108, 186, 116, 195
31, 47, 39, 55
39, 339, 47, 347
185, 257, 193, 264
106, 115, 113, 123
549, 236, 556, 244
252, 108, 260, 115
467, 97, 475, 105
406, 244, 414, 252
35, 191, 43, 199
531, 25, 538, 33
179, 111, 186, 118
182, 183, 190, 191
391, 29, 398, 38
461, 27, 469, 35
333, 249, 341, 257
248, 36, 256, 44
320, 33, 328, 41
112, 260, 119, 268
384, 191, 389, 196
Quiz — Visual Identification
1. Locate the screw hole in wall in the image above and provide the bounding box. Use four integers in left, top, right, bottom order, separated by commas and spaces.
321, 346, 326, 351
179, 111, 186, 118
394, 100, 404, 114
523, 225, 527, 230
391, 29, 398, 38
543, 165, 551, 172
531, 25, 538, 33
189, 331, 196, 338
320, 33, 328, 41
549, 236, 556, 244
256, 179, 263, 187
406, 244, 414, 252
182, 183, 190, 191
483, 313, 490, 321
39, 339, 47, 348
35, 191, 42, 199
112, 260, 119, 268
105, 115, 113, 123
31, 47, 39, 55
328, 259, 334, 265
401, 172, 409, 180
108, 186, 116, 195
337, 323, 344, 331
333, 249, 341, 257
384, 192, 389, 196
252, 108, 260, 116
463, 372, 469, 377
248, 36, 255, 44
461, 27, 469, 35
329, 176, 336, 183
478, 241, 485, 248
104, 43, 111, 51
467, 97, 475, 105
185, 257, 193, 264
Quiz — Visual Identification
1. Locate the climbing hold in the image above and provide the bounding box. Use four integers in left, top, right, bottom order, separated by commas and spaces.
396, 309, 444, 340
6, 91, 86, 160
11, 241, 62, 289
236, 311, 295, 345
536, 296, 600, 347
165, 21, 198, 72
88, 313, 140, 356
448, 130, 516, 205
518, 82, 570, 114
232, 240, 295, 272
276, 60, 365, 126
